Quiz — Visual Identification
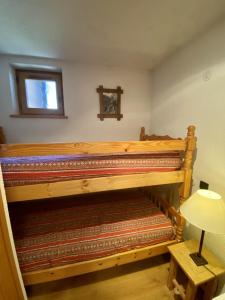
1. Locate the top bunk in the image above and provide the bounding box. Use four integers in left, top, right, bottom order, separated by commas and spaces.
0, 125, 196, 203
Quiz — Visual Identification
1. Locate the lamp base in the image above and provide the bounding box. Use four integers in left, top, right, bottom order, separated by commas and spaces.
190, 253, 208, 266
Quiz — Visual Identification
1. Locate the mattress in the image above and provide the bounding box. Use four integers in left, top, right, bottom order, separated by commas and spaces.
0, 152, 182, 187
9, 190, 175, 273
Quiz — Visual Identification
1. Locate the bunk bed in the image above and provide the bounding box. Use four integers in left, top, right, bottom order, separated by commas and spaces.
0, 125, 196, 287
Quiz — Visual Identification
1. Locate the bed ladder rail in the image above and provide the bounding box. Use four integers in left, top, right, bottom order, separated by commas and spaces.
149, 190, 185, 243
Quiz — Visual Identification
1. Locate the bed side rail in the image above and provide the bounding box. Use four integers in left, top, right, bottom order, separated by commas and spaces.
0, 139, 186, 157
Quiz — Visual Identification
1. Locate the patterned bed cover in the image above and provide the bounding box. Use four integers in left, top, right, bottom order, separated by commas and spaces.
9, 190, 175, 273
0, 152, 182, 187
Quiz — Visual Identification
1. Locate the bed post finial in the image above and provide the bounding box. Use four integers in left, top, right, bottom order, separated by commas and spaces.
0, 127, 6, 144
186, 125, 196, 154
187, 125, 195, 139
180, 125, 197, 206
140, 127, 145, 141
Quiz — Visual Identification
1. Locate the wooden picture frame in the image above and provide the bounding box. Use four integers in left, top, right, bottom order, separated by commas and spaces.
97, 85, 123, 121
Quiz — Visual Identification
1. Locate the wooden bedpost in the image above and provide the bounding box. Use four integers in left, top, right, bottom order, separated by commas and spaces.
0, 165, 27, 299
140, 127, 145, 141
179, 125, 196, 206
0, 127, 6, 144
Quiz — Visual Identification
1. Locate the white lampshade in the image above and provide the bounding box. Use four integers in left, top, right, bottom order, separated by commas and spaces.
180, 189, 225, 234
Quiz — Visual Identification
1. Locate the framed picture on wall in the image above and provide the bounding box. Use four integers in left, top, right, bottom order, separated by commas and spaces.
97, 85, 123, 121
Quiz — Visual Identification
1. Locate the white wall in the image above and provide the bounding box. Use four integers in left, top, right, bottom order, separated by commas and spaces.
0, 55, 152, 143
152, 18, 225, 284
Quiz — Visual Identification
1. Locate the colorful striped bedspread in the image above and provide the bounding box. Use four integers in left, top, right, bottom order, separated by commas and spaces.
9, 190, 175, 273
0, 152, 182, 187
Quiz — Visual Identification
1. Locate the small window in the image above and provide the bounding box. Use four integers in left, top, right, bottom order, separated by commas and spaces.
15, 69, 65, 117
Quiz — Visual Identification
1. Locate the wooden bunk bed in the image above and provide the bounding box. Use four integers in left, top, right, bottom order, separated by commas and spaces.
0, 125, 196, 292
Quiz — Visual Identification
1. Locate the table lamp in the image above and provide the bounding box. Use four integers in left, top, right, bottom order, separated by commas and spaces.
180, 189, 225, 266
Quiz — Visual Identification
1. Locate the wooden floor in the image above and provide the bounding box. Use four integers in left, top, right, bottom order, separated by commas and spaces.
27, 254, 174, 300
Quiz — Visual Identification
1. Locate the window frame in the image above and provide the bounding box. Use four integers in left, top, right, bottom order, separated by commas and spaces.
15, 69, 65, 117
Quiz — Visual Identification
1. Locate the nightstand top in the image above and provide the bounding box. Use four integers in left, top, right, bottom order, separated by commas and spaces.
168, 240, 225, 286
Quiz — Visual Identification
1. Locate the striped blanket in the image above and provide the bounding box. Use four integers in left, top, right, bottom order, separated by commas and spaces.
9, 190, 175, 273
0, 152, 182, 187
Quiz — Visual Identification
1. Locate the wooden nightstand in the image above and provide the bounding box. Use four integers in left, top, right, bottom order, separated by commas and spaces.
167, 240, 225, 300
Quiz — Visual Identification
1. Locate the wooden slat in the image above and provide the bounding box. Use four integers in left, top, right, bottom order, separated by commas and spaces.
23, 240, 176, 285
0, 166, 27, 299
0, 140, 186, 157
6, 171, 184, 202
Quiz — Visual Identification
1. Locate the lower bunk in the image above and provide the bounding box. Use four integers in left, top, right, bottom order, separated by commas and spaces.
8, 189, 185, 286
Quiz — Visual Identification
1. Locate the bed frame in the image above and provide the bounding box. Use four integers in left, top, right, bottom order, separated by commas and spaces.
0, 126, 196, 291
0, 126, 6, 144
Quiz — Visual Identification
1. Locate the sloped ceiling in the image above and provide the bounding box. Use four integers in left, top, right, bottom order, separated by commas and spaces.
1, 0, 225, 69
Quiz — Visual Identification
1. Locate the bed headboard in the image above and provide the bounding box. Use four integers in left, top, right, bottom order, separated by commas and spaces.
140, 127, 182, 141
